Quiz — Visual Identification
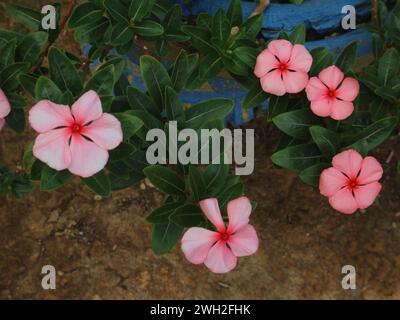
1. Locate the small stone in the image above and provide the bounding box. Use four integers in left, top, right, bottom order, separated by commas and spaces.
57, 270, 64, 276
92, 294, 102, 300
94, 195, 102, 201
48, 209, 60, 223
392, 222, 397, 229
140, 183, 146, 190
112, 245, 118, 251
218, 282, 230, 288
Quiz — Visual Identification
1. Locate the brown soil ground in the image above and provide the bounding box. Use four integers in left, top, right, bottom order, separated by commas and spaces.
0, 1, 400, 300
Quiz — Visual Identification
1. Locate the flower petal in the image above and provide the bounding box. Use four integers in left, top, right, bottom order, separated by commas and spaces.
328, 187, 358, 214
254, 49, 279, 78
310, 99, 332, 117
32, 128, 72, 171
181, 227, 219, 265
0, 88, 11, 118
358, 157, 383, 185
282, 70, 309, 94
204, 240, 237, 274
228, 224, 259, 257
267, 39, 292, 63
71, 90, 103, 125
199, 198, 226, 233
260, 70, 286, 96
306, 77, 328, 101
227, 196, 252, 233
288, 44, 313, 72
0, 118, 5, 131
354, 182, 382, 210
330, 99, 354, 120
332, 149, 362, 179
319, 167, 348, 197
68, 133, 109, 178
81, 113, 123, 150
336, 77, 359, 101
29, 100, 74, 133
319, 65, 344, 90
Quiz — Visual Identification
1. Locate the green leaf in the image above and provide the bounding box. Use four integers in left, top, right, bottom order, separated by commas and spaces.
170, 50, 190, 92
104, 0, 129, 23
232, 47, 258, 68
222, 54, 250, 76
239, 13, 263, 39
227, 0, 243, 27
310, 47, 333, 76
170, 204, 204, 227
299, 163, 330, 187
114, 112, 144, 139
181, 26, 216, 53
0, 39, 17, 70
212, 9, 230, 48
289, 24, 306, 44
267, 94, 289, 120
16, 31, 47, 66
164, 86, 185, 123
35, 76, 62, 102
218, 183, 244, 208
309, 126, 340, 160
127, 86, 160, 117
5, 4, 41, 29
19, 73, 38, 98
132, 20, 164, 37
84, 65, 115, 97
271, 144, 323, 171
140, 55, 172, 107
346, 117, 398, 156
109, 142, 136, 161
68, 3, 104, 29
152, 221, 183, 255
335, 41, 357, 73
82, 171, 111, 197
147, 202, 182, 224
185, 98, 234, 129
40, 166, 71, 191
48, 47, 82, 96
144, 165, 185, 196
98, 56, 126, 82
129, 0, 155, 22
243, 82, 268, 109
5, 108, 25, 133
377, 48, 400, 86
199, 52, 223, 79
74, 17, 110, 44
189, 166, 207, 201
0, 62, 29, 92
6, 93, 27, 109
110, 23, 134, 46
273, 109, 320, 140
204, 162, 229, 196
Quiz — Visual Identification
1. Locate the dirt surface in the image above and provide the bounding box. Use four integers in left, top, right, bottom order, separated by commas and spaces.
1, 1, 400, 300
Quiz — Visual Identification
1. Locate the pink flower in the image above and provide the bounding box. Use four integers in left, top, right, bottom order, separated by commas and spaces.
254, 39, 313, 96
29, 90, 123, 178
0, 88, 11, 131
181, 197, 259, 274
319, 149, 383, 215
306, 65, 359, 120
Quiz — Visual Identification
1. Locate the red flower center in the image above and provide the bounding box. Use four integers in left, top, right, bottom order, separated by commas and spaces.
327, 89, 336, 98
347, 178, 359, 190
219, 232, 230, 242
71, 123, 82, 133
278, 63, 288, 72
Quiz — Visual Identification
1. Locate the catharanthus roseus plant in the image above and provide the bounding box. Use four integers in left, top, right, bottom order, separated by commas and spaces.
0, 0, 399, 274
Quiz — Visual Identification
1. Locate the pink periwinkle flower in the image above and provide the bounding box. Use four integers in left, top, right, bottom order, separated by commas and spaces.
306, 65, 359, 120
319, 149, 383, 215
0, 88, 11, 131
254, 39, 313, 96
181, 197, 259, 274
29, 90, 123, 178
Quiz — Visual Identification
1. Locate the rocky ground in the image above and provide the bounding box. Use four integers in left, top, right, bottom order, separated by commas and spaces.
0, 0, 399, 300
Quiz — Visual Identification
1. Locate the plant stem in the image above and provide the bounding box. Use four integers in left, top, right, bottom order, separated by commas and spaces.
371, 0, 379, 27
